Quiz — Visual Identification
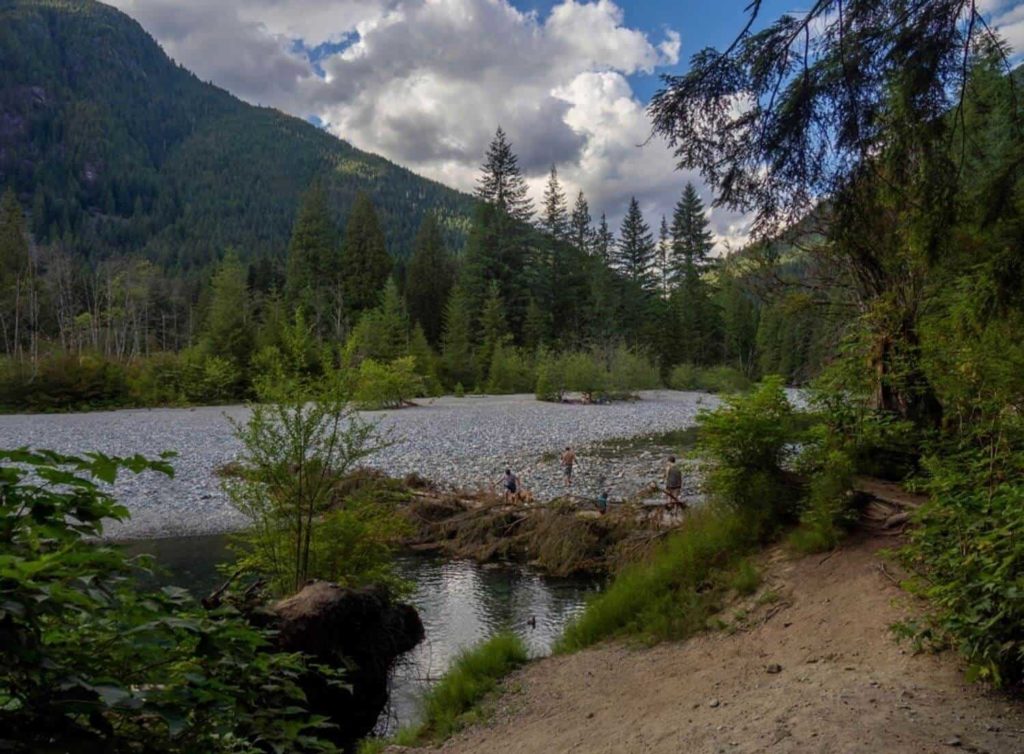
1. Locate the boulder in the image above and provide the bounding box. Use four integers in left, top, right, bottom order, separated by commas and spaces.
270, 582, 424, 750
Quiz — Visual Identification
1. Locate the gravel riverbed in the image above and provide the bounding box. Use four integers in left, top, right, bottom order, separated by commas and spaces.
0, 390, 722, 539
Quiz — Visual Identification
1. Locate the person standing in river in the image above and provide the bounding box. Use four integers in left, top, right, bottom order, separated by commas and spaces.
560, 446, 577, 490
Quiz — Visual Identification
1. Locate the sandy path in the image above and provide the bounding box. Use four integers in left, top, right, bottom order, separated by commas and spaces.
412, 534, 1024, 754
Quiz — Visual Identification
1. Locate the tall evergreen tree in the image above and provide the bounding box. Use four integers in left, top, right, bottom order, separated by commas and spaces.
541, 165, 569, 240
593, 214, 614, 262
475, 127, 533, 222
477, 280, 509, 383
670, 184, 720, 365
405, 213, 454, 346
201, 249, 253, 369
340, 192, 392, 324
670, 183, 714, 283
615, 198, 657, 293
657, 216, 671, 297
441, 283, 476, 389
284, 182, 339, 336
460, 201, 528, 340
570, 191, 592, 255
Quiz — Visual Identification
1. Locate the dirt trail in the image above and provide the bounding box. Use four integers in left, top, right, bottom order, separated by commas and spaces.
413, 534, 1024, 754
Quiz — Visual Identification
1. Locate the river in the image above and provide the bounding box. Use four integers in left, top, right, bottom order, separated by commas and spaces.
122, 534, 600, 733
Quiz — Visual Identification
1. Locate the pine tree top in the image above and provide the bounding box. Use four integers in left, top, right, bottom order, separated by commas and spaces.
541, 165, 569, 240
476, 127, 534, 222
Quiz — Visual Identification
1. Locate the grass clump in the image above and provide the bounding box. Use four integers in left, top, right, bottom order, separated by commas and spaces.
729, 559, 762, 596
360, 632, 529, 752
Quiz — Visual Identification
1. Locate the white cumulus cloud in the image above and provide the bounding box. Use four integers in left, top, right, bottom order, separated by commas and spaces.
110, 0, 750, 248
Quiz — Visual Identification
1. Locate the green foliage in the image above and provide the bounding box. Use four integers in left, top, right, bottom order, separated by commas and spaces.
605, 345, 661, 396
556, 507, 757, 650
729, 559, 762, 596
787, 449, 855, 554
0, 353, 129, 411
669, 363, 752, 393
341, 193, 392, 321
286, 183, 342, 336
345, 279, 410, 365
224, 372, 394, 594
697, 377, 797, 523
0, 447, 337, 753
485, 344, 534, 395
406, 214, 455, 346
440, 284, 477, 391
353, 357, 425, 410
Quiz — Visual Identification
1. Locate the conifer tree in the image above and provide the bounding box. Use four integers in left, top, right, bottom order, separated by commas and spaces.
570, 191, 592, 255
657, 216, 671, 297
475, 127, 533, 222
405, 213, 454, 346
460, 202, 528, 339
340, 192, 392, 324
201, 249, 253, 369
614, 197, 657, 293
593, 214, 614, 262
670, 184, 720, 364
541, 165, 569, 240
284, 182, 339, 336
523, 297, 549, 352
670, 183, 715, 283
477, 280, 509, 383
441, 283, 476, 391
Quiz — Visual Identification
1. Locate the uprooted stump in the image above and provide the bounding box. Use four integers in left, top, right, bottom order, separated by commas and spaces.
265, 582, 424, 750
403, 493, 676, 576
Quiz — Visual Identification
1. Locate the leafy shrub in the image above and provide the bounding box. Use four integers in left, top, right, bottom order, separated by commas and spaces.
669, 363, 752, 393
0, 448, 337, 753
354, 356, 425, 409
668, 362, 700, 390
606, 345, 661, 396
697, 376, 798, 524
899, 448, 1024, 686
128, 352, 188, 405
0, 352, 130, 411
788, 447, 856, 554
534, 352, 564, 402
226, 373, 395, 595
486, 344, 535, 394
561, 351, 606, 401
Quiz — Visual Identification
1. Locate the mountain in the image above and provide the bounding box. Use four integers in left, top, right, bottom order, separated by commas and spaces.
0, 0, 475, 271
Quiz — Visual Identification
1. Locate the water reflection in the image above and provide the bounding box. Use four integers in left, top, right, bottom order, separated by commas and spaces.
120, 535, 600, 732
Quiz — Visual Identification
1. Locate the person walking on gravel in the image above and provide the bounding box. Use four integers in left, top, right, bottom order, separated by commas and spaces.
664, 455, 685, 508
560, 446, 577, 490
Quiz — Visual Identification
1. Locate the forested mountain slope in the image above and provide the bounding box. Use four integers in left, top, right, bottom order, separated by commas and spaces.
0, 0, 475, 270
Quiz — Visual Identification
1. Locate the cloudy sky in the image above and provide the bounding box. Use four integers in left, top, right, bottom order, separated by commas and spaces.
108, 0, 1024, 250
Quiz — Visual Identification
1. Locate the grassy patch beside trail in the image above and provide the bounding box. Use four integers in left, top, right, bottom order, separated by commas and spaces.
359, 632, 528, 753
555, 506, 762, 652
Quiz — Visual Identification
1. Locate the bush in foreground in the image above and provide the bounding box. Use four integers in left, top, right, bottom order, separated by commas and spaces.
0, 448, 337, 753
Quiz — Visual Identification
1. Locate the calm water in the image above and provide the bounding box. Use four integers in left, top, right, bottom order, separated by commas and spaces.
122, 535, 599, 732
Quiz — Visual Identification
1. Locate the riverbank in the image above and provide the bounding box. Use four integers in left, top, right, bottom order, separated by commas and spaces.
404, 532, 1024, 754
0, 391, 717, 539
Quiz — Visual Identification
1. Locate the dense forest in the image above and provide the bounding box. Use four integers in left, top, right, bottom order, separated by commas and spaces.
0, 0, 823, 410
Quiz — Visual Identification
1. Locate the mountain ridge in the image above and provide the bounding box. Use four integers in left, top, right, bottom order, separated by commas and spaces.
0, 0, 475, 271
